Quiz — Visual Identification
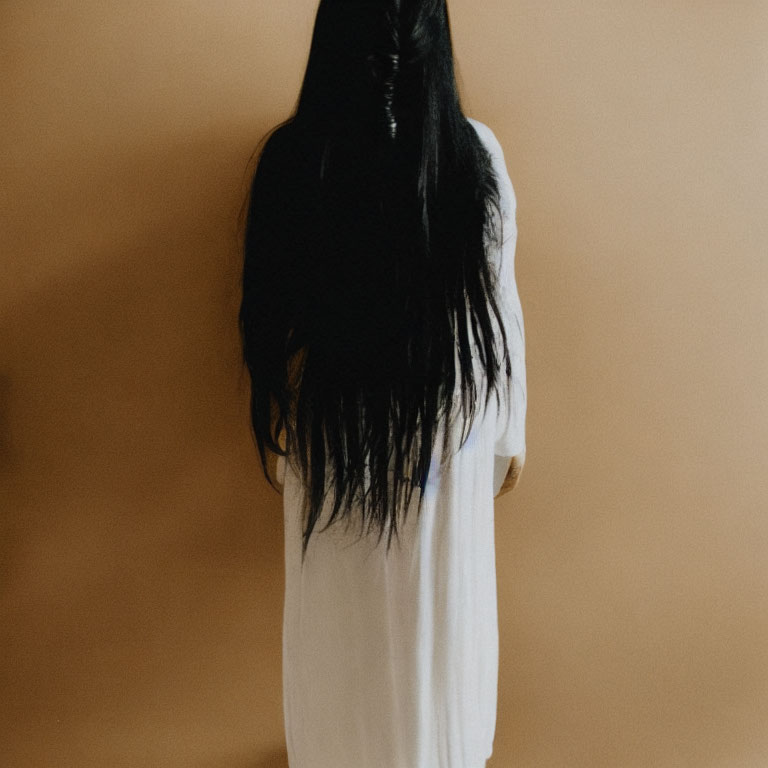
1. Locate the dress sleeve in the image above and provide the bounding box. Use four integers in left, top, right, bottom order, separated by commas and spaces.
490, 138, 527, 458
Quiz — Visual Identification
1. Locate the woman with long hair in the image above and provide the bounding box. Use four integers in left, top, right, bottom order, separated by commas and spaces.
239, 0, 526, 765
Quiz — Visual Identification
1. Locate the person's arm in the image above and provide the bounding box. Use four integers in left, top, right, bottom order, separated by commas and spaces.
484, 128, 526, 495
494, 448, 525, 498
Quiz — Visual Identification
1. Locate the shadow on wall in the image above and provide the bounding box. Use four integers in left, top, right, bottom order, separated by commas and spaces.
1, 130, 288, 765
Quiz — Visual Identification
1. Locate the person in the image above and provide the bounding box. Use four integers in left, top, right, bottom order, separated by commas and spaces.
238, 0, 526, 765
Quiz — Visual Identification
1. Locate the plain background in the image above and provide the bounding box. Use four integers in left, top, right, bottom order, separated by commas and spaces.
2, 2, 767, 766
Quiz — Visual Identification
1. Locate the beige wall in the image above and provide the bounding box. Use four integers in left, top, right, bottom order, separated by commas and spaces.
2, 2, 766, 766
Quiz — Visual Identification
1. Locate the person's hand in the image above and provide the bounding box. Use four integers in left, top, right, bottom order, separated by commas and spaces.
495, 449, 525, 498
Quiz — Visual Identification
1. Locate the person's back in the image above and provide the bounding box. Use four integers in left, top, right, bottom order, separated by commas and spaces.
239, 2, 526, 766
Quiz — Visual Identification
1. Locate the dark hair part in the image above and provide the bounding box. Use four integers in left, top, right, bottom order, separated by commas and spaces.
238, 0, 512, 561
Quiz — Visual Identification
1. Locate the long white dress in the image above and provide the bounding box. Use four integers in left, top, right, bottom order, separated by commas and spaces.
276, 118, 526, 768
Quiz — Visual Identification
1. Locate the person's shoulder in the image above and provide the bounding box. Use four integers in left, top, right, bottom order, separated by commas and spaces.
466, 116, 503, 157
255, 120, 304, 183
260, 121, 293, 162
466, 117, 516, 209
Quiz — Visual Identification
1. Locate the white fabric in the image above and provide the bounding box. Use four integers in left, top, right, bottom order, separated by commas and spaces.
276, 118, 526, 768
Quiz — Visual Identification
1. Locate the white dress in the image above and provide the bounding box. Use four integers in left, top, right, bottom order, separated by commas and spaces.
276, 118, 526, 768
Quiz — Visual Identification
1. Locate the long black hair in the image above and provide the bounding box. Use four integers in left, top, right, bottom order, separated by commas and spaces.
238, 0, 513, 560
